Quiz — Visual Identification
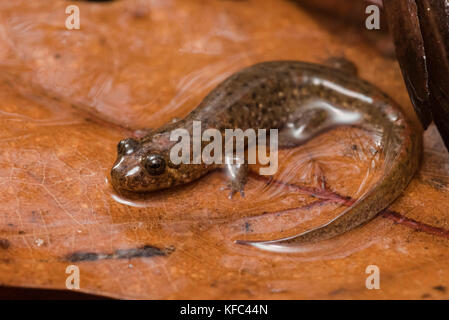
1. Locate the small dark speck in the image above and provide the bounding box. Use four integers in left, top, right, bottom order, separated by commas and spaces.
18, 231, 25, 235
54, 53, 61, 59
433, 285, 447, 293
115, 245, 172, 259
421, 293, 431, 299
66, 252, 99, 263
329, 288, 348, 296
244, 222, 252, 232
0, 239, 10, 250
65, 244, 174, 263
352, 144, 358, 151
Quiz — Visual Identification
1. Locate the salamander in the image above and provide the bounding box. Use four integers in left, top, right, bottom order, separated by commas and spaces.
110, 60, 422, 247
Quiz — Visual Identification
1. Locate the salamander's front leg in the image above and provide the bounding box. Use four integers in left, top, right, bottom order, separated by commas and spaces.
222, 160, 248, 199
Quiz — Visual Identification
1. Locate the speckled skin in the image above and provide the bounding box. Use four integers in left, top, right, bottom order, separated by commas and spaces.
111, 61, 422, 245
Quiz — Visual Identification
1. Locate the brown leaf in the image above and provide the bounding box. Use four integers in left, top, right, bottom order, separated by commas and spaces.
1, 0, 449, 299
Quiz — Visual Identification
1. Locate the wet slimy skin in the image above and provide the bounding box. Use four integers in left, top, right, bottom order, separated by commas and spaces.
111, 61, 422, 247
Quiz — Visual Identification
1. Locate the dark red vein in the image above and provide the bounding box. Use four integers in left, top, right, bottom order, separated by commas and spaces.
250, 171, 449, 239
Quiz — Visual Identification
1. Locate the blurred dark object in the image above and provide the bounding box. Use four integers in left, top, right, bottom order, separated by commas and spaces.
384, 1, 431, 127
385, 0, 449, 150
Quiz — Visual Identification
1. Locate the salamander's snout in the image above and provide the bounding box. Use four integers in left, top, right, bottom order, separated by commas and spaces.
111, 137, 146, 192
110, 137, 176, 193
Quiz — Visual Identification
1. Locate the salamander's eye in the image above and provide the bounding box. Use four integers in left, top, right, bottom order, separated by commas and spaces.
144, 154, 166, 175
117, 138, 139, 155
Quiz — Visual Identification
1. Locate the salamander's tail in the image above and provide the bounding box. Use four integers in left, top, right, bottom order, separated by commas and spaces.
234, 195, 382, 252
235, 109, 422, 252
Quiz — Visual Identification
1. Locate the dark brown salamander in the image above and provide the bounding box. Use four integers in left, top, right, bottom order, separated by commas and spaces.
111, 60, 422, 247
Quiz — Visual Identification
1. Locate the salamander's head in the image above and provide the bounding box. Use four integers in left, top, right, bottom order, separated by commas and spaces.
110, 133, 199, 193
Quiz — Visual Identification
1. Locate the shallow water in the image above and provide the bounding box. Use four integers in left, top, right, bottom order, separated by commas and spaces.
0, 0, 443, 300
